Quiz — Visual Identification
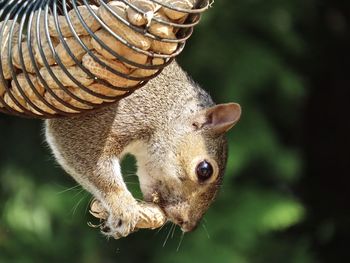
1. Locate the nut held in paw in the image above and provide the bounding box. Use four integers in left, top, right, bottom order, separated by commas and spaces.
89, 199, 167, 231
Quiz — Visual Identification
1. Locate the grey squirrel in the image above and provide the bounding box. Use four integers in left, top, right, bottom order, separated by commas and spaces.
45, 61, 241, 238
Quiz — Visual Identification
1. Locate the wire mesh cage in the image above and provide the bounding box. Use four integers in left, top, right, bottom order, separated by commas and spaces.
0, 0, 210, 118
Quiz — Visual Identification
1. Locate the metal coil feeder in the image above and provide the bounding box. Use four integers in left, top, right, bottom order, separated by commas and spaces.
0, 0, 211, 118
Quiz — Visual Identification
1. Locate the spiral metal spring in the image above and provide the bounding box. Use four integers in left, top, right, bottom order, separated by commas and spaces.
0, 0, 210, 118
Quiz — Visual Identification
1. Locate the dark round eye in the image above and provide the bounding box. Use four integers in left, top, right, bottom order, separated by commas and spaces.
196, 160, 214, 182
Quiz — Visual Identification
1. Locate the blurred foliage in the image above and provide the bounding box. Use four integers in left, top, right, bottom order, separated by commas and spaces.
0, 0, 348, 262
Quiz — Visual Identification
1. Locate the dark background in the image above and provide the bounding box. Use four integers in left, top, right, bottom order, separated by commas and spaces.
0, 0, 349, 262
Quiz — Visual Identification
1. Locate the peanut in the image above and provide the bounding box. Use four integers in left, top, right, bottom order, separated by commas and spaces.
151, 31, 178, 54
161, 0, 194, 20
48, 5, 101, 38
0, 21, 20, 79
91, 29, 148, 68
82, 52, 139, 87
28, 97, 56, 115
69, 83, 126, 105
11, 73, 45, 101
127, 0, 161, 26
44, 88, 81, 113
32, 12, 59, 66
98, 1, 151, 50
55, 36, 92, 66
89, 199, 166, 230
149, 12, 174, 38
3, 91, 28, 113
131, 57, 164, 77
39, 65, 93, 89
12, 42, 37, 73
0, 79, 8, 96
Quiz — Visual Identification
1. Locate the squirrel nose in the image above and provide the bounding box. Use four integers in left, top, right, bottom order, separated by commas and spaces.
180, 220, 198, 232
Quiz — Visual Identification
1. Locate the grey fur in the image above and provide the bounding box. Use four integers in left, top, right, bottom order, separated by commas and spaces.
45, 61, 240, 237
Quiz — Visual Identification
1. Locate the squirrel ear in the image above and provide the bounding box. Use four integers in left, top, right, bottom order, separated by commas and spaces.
193, 103, 241, 135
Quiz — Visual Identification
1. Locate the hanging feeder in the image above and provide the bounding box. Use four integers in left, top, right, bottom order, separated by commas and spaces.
0, 0, 211, 118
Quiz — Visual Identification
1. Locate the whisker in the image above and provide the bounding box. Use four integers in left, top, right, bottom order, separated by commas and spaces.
176, 232, 185, 252
84, 195, 95, 216
163, 223, 174, 247
155, 221, 168, 236
123, 172, 138, 178
202, 223, 210, 239
73, 188, 86, 199
135, 198, 147, 203
171, 223, 176, 239
56, 184, 82, 194
71, 194, 88, 216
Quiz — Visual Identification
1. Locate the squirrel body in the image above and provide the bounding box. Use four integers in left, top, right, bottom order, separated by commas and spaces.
45, 61, 241, 238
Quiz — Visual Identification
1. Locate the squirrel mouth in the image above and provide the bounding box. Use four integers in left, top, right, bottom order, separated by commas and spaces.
146, 191, 197, 232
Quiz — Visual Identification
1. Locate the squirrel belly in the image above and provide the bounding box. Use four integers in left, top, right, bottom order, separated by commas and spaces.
45, 61, 241, 237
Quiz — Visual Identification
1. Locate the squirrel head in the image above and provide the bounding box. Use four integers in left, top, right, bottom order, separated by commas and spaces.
138, 103, 241, 232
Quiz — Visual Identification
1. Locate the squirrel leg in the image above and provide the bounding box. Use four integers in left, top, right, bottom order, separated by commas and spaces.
88, 157, 140, 239
45, 119, 141, 238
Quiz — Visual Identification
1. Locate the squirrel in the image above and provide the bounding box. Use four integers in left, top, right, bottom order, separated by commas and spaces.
45, 61, 241, 239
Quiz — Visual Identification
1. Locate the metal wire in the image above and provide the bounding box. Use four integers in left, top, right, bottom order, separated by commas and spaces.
0, 0, 210, 118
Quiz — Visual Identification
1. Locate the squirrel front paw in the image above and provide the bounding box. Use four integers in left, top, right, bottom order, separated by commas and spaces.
99, 194, 140, 239
90, 198, 167, 238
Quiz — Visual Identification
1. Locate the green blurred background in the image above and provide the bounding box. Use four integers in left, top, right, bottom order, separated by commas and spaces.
1, 0, 349, 262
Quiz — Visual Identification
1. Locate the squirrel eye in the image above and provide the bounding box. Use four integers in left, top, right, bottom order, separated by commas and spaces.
196, 160, 214, 182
